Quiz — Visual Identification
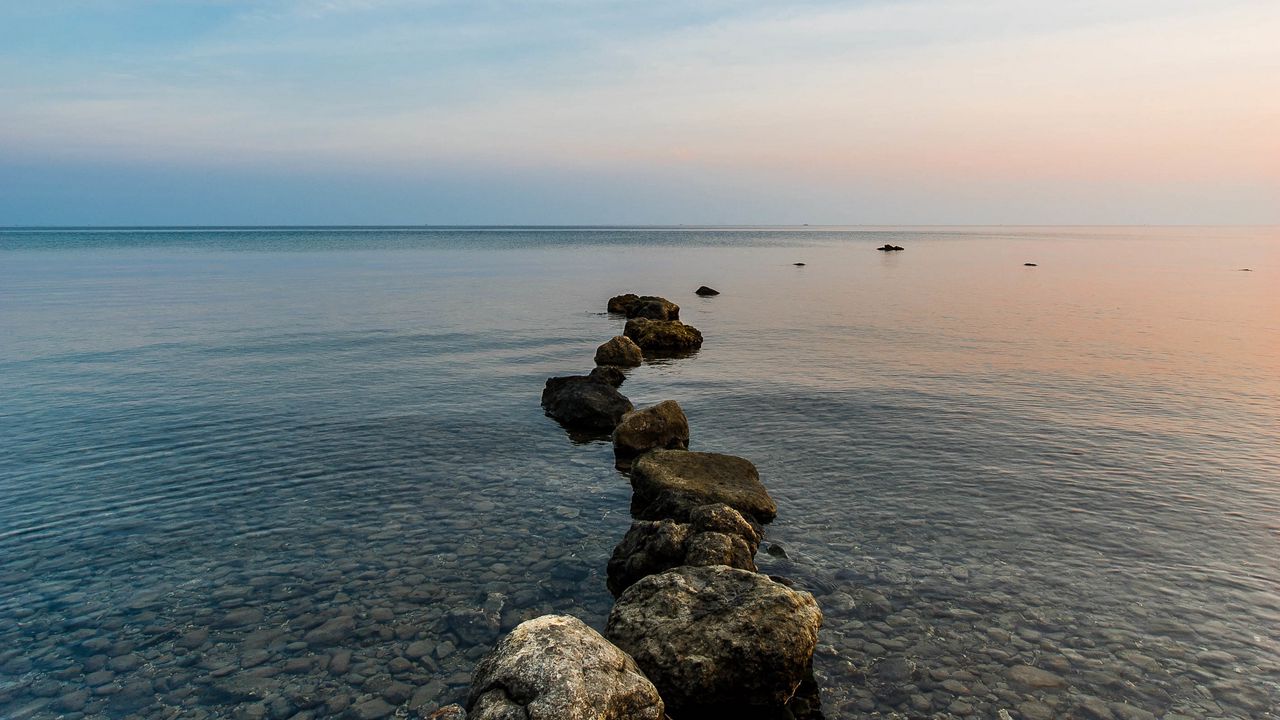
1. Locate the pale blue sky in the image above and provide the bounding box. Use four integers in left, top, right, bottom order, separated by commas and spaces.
2, 0, 1277, 225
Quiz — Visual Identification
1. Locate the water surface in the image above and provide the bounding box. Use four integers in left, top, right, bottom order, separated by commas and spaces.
1, 226, 1277, 719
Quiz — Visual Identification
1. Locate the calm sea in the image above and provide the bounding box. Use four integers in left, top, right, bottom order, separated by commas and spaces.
1, 227, 1277, 719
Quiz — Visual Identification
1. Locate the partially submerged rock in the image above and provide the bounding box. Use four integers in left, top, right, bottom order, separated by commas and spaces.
876, 244, 905, 251
623, 318, 703, 355
612, 400, 689, 466
542, 373, 633, 432
595, 335, 643, 368
606, 566, 822, 715
607, 502, 760, 596
468, 615, 665, 720
695, 286, 720, 296
608, 294, 680, 321
630, 450, 777, 524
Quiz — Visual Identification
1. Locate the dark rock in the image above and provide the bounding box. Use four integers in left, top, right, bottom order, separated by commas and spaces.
542, 373, 633, 432
606, 566, 822, 715
622, 319, 703, 355
793, 262, 806, 266
595, 336, 643, 368
630, 450, 777, 524
607, 293, 640, 313
608, 294, 680, 321
694, 286, 720, 296
876, 244, 905, 251
588, 365, 626, 387
1024, 262, 1038, 266
607, 503, 760, 596
612, 400, 689, 467
765, 542, 788, 558
468, 615, 664, 720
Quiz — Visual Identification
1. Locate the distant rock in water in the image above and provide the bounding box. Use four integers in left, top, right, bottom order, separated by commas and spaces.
595, 335, 643, 368
542, 372, 632, 431
623, 318, 703, 356
613, 400, 690, 466
607, 503, 761, 596
629, 449, 777, 524
695, 285, 720, 296
606, 566, 822, 716
607, 294, 680, 321
1024, 262, 1038, 267
793, 262, 806, 266
877, 244, 905, 251
468, 615, 665, 720
1239, 268, 1252, 272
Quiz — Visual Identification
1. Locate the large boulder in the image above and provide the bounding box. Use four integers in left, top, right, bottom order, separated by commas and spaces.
542, 373, 632, 432
607, 503, 761, 596
606, 566, 822, 715
595, 336, 643, 368
468, 615, 665, 720
623, 319, 703, 355
630, 450, 777, 524
612, 400, 689, 466
608, 294, 680, 321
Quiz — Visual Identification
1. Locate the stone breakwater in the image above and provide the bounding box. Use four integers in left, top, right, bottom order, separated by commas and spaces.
438, 291, 827, 719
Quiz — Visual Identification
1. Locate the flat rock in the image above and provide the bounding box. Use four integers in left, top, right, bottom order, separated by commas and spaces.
607, 503, 760, 596
542, 373, 633, 432
303, 615, 355, 646
694, 286, 720, 296
1006, 664, 1066, 689
612, 400, 689, 466
467, 614, 664, 720
608, 294, 680, 321
630, 450, 776, 524
595, 336, 643, 368
622, 319, 703, 355
606, 566, 822, 715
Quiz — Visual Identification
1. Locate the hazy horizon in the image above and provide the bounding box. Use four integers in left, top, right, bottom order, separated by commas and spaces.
3, 1, 1277, 226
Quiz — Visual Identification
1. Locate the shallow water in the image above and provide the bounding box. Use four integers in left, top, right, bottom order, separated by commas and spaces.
1, 226, 1277, 719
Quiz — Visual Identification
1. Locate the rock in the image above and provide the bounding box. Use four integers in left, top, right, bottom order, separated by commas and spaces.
612, 400, 690, 465
595, 335, 643, 367
694, 286, 720, 296
1006, 664, 1065, 689
427, 706, 468, 720
765, 542, 788, 558
542, 373, 633, 432
217, 607, 264, 628
1024, 262, 1038, 266
606, 566, 822, 715
350, 697, 396, 719
630, 450, 777, 524
622, 319, 703, 355
607, 293, 640, 313
876, 244, 905, 251
607, 503, 761, 596
303, 615, 355, 646
588, 365, 626, 387
608, 294, 680, 321
467, 615, 664, 720
793, 262, 806, 266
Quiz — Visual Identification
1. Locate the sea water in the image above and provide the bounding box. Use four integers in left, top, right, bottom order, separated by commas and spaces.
1, 227, 1277, 718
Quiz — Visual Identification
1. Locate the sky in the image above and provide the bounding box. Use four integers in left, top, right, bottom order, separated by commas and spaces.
1, 0, 1277, 226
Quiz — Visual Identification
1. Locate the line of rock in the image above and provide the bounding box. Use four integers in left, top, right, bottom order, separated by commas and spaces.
427, 291, 826, 720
